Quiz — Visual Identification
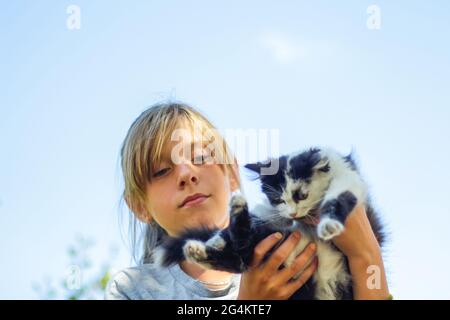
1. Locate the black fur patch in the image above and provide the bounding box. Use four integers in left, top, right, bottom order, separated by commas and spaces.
343, 153, 358, 171
158, 227, 220, 267
246, 156, 288, 206
288, 148, 321, 180
321, 191, 358, 224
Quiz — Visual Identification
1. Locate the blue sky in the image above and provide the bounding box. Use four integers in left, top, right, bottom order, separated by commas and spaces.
1, 1, 449, 299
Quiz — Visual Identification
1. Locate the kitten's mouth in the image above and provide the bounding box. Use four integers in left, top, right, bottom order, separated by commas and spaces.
293, 207, 320, 225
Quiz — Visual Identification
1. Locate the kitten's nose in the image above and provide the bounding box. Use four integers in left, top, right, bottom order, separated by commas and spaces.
290, 212, 297, 218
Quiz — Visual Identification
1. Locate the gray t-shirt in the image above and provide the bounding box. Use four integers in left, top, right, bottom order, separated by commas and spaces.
104, 262, 241, 300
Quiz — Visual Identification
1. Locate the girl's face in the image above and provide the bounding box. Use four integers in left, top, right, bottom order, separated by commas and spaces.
144, 127, 238, 237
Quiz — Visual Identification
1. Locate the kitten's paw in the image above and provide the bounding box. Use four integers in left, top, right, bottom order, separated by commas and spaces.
317, 217, 344, 241
229, 193, 248, 215
183, 240, 209, 263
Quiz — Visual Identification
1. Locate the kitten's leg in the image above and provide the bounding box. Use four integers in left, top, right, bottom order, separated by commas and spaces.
183, 236, 245, 273
154, 228, 218, 267
229, 193, 248, 216
183, 240, 214, 269
317, 191, 358, 241
183, 235, 231, 269
183, 193, 248, 263
228, 194, 253, 244
317, 166, 366, 241
183, 194, 252, 272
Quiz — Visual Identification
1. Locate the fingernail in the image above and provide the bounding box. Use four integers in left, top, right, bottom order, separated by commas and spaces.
274, 232, 282, 239
310, 243, 316, 251
292, 232, 300, 239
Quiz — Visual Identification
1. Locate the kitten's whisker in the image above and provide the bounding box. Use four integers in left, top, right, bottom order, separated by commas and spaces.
263, 184, 280, 193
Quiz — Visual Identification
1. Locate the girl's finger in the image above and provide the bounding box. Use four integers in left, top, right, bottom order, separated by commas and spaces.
250, 233, 283, 268
283, 256, 319, 296
262, 231, 302, 273
276, 242, 317, 285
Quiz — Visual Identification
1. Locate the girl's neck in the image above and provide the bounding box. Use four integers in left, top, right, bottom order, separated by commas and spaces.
179, 260, 233, 289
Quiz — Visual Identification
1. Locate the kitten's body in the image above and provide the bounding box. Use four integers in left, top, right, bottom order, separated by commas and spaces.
154, 147, 385, 300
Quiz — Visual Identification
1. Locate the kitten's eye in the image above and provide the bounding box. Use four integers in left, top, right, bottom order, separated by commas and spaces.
153, 168, 170, 178
272, 198, 285, 205
305, 178, 312, 184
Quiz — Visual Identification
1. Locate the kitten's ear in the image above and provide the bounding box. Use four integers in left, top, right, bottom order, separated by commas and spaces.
315, 157, 330, 173
245, 159, 272, 174
244, 162, 263, 175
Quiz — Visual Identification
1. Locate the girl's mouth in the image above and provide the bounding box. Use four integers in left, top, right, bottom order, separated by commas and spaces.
181, 195, 210, 208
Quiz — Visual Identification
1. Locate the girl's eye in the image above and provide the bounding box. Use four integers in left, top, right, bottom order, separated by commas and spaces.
153, 168, 170, 178
193, 154, 213, 165
193, 156, 203, 163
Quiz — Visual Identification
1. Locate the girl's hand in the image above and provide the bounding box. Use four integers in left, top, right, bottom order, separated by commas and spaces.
331, 203, 381, 261
331, 203, 390, 299
237, 231, 318, 300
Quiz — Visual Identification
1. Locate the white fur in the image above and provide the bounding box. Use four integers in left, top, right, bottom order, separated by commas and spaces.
319, 148, 367, 204
313, 240, 351, 300
283, 231, 350, 300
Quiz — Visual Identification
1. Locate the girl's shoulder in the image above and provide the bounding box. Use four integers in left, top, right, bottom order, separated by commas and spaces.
104, 262, 241, 300
104, 263, 172, 300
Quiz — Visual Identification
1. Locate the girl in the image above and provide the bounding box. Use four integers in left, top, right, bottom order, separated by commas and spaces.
104, 102, 390, 300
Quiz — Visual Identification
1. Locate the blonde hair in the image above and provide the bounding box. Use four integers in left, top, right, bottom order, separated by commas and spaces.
120, 102, 241, 264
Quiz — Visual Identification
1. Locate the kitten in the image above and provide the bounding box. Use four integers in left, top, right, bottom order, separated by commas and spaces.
153, 147, 386, 299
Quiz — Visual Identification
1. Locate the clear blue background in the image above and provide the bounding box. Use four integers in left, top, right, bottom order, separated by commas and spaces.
1, 0, 449, 299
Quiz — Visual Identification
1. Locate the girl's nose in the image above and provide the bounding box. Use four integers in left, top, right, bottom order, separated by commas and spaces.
176, 163, 199, 188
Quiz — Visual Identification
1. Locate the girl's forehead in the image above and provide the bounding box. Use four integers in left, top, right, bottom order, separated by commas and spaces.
158, 133, 208, 163
155, 118, 219, 163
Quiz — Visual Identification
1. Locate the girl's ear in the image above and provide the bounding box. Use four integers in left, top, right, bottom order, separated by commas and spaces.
125, 196, 153, 224
228, 160, 240, 193
229, 176, 239, 193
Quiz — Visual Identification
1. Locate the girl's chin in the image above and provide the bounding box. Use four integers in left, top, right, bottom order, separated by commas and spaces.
189, 215, 229, 230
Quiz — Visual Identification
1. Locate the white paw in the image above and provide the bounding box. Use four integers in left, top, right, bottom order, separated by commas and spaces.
317, 217, 344, 241
229, 193, 247, 215
183, 240, 208, 263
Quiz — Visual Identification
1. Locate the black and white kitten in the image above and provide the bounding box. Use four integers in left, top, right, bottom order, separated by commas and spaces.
154, 147, 385, 300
